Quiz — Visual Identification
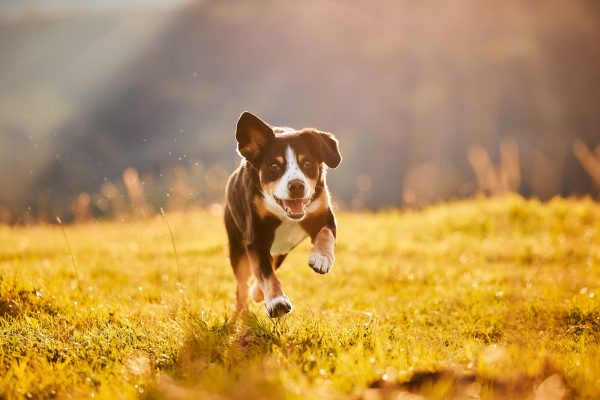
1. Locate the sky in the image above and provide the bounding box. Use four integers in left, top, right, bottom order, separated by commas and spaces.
0, 0, 190, 17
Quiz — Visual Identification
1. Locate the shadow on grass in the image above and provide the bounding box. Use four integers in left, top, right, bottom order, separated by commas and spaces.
143, 312, 292, 400
138, 303, 592, 400
561, 308, 600, 340
0, 284, 58, 319
363, 362, 572, 400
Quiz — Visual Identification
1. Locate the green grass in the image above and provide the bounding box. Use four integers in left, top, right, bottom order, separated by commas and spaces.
0, 195, 599, 399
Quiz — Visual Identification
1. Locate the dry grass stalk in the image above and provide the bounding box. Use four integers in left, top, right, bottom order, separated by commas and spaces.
468, 136, 521, 196
573, 139, 600, 188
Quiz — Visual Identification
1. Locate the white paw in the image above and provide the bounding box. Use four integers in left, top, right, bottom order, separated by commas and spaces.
308, 252, 334, 274
265, 295, 293, 318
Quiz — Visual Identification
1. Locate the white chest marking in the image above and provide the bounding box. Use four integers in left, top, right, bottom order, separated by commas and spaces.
270, 220, 308, 255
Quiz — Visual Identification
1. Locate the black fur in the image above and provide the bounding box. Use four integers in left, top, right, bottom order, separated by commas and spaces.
224, 111, 341, 317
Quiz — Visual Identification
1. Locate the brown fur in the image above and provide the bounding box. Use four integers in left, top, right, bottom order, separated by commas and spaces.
233, 256, 252, 313
247, 252, 283, 302
300, 204, 331, 239
310, 227, 335, 261
225, 112, 341, 318
253, 195, 271, 219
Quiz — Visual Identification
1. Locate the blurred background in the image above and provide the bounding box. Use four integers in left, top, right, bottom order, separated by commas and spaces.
1, 0, 599, 224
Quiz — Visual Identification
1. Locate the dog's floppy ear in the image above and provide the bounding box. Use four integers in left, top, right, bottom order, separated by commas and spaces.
236, 111, 275, 167
317, 131, 342, 168
303, 129, 342, 168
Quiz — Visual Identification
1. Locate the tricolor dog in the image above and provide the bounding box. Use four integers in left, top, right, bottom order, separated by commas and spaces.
224, 112, 342, 318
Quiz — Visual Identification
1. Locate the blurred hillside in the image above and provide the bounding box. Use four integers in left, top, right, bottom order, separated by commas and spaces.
1, 0, 600, 222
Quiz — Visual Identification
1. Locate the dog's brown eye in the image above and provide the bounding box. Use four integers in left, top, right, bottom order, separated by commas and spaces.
270, 162, 280, 171
303, 160, 312, 169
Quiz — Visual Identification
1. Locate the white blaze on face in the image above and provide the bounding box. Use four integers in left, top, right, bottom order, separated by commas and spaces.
273, 146, 313, 200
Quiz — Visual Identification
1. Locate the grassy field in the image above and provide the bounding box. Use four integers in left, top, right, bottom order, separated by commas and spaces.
0, 196, 598, 399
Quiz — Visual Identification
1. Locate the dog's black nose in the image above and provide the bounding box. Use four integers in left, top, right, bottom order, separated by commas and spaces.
288, 180, 305, 198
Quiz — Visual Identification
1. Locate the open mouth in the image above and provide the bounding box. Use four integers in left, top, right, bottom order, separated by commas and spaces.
274, 196, 311, 219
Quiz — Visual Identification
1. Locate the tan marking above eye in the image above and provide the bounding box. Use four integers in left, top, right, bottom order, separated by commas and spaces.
298, 154, 314, 170
275, 156, 284, 163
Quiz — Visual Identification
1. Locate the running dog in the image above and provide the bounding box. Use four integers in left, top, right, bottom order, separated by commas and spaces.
224, 112, 342, 318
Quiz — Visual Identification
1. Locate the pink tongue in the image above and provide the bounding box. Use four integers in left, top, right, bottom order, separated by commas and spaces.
283, 199, 304, 214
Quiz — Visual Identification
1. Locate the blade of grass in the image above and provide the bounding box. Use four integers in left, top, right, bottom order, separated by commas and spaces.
56, 216, 82, 292
160, 208, 182, 284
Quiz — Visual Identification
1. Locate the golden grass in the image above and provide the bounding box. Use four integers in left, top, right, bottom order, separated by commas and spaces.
0, 195, 598, 399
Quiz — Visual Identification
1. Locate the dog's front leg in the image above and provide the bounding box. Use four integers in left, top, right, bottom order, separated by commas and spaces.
247, 246, 292, 318
308, 225, 336, 274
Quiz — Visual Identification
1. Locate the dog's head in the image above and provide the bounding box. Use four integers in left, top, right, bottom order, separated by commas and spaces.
236, 111, 341, 220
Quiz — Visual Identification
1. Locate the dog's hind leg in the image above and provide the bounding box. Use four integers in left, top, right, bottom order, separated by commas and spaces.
233, 254, 251, 314
225, 207, 251, 314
